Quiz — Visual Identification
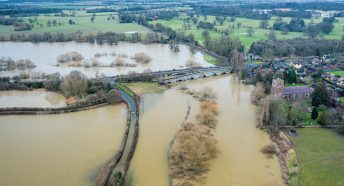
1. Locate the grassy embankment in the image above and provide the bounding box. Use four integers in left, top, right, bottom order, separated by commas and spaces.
203, 54, 223, 65
123, 82, 167, 95
115, 83, 135, 97
289, 128, 344, 186
150, 16, 344, 49
0, 11, 148, 37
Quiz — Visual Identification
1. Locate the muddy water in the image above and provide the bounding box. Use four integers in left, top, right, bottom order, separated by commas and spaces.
0, 90, 66, 107
0, 42, 212, 77
128, 75, 283, 186
0, 105, 127, 186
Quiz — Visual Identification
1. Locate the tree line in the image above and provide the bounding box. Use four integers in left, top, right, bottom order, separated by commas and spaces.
0, 31, 169, 45
249, 38, 344, 58
273, 17, 336, 37
0, 5, 61, 16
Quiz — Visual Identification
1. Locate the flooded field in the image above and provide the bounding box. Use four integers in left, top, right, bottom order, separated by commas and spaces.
0, 42, 212, 77
128, 75, 284, 186
0, 104, 127, 186
0, 90, 66, 107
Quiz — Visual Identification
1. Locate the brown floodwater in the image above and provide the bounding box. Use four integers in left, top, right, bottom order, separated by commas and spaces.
0, 104, 127, 186
128, 75, 284, 186
0, 42, 212, 77
0, 90, 66, 107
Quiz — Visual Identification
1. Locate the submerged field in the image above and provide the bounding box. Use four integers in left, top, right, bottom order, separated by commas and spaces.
150, 16, 344, 49
290, 128, 344, 186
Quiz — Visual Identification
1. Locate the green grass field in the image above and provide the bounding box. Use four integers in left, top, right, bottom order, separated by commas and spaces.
116, 83, 135, 97
124, 82, 167, 95
327, 70, 344, 77
0, 12, 148, 36
150, 15, 344, 49
203, 53, 223, 65
289, 128, 344, 186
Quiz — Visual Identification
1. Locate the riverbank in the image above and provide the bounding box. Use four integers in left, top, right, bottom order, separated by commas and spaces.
271, 131, 297, 186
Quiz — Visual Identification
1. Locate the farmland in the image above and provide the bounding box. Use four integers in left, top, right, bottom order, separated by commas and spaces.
0, 11, 148, 36
150, 15, 344, 49
289, 128, 344, 186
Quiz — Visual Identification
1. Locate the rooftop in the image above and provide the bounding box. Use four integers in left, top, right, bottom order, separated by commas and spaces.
282, 86, 311, 95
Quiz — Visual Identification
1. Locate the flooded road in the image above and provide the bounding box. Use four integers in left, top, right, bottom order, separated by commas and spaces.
128, 75, 284, 186
0, 42, 212, 77
0, 104, 127, 186
0, 90, 66, 107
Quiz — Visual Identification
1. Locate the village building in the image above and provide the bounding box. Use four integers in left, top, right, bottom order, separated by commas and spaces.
272, 78, 312, 99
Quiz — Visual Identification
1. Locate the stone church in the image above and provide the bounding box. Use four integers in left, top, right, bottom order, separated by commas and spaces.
272, 78, 312, 99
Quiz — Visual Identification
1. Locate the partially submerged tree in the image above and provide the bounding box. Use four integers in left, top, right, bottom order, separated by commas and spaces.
132, 52, 152, 64
185, 58, 202, 68
199, 87, 217, 101
251, 82, 266, 105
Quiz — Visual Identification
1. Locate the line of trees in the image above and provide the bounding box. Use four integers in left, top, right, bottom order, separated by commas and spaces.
249, 38, 344, 58
273, 17, 335, 37
0, 5, 61, 16
0, 31, 169, 45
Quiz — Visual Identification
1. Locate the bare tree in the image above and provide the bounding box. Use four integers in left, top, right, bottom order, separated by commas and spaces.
251, 82, 266, 105
230, 48, 244, 72
256, 95, 287, 132
199, 87, 217, 101
132, 53, 152, 64
61, 70, 88, 98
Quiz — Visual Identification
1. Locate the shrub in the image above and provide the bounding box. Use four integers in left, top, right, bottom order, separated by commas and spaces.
44, 80, 61, 91
337, 126, 344, 136
185, 59, 201, 68
106, 89, 121, 104
110, 57, 137, 67
86, 94, 99, 103
132, 52, 152, 64
317, 112, 329, 126
57, 51, 84, 64
200, 101, 219, 115
169, 123, 217, 180
199, 87, 217, 101
311, 107, 318, 120
87, 86, 98, 94
261, 144, 279, 155
196, 111, 217, 128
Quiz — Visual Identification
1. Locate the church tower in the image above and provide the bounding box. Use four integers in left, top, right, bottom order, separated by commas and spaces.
271, 78, 284, 97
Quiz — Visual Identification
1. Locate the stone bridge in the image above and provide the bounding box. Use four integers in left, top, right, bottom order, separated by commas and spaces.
102, 66, 232, 84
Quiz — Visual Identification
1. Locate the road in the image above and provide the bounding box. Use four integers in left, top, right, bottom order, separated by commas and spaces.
105, 88, 138, 186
